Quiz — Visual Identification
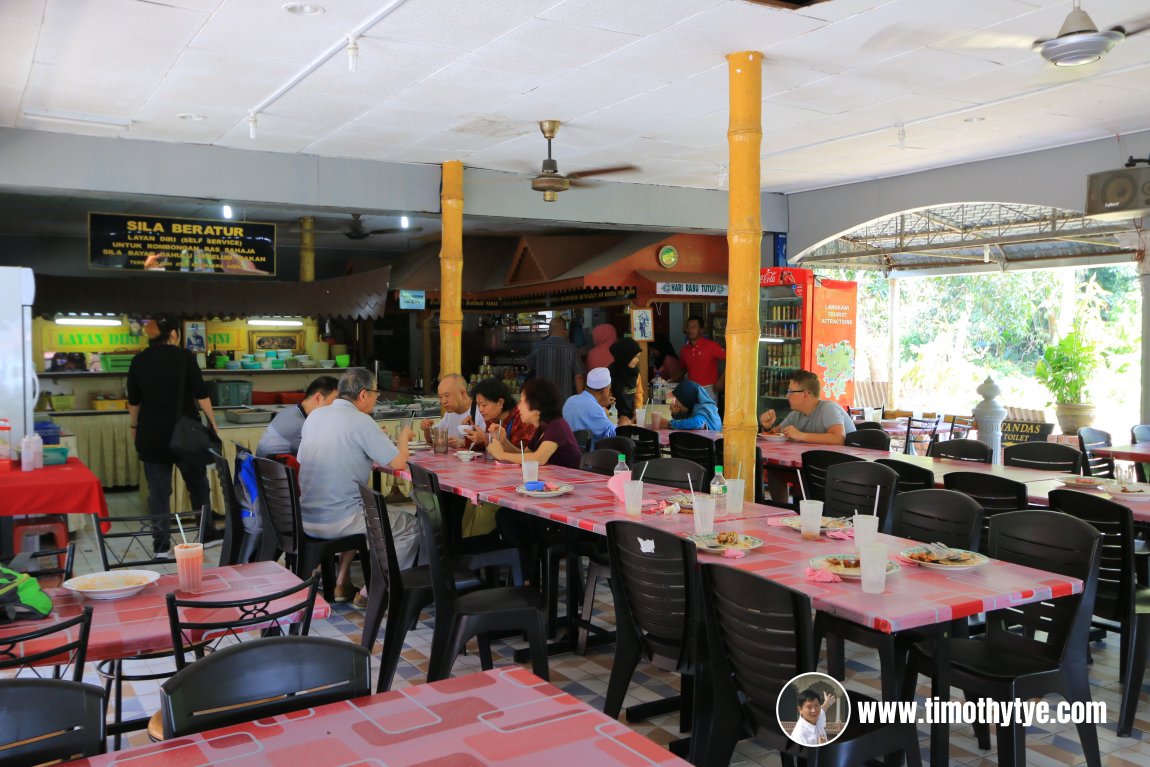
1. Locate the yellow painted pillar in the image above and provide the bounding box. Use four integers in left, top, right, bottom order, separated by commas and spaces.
725, 51, 763, 501
299, 216, 315, 283
440, 161, 464, 377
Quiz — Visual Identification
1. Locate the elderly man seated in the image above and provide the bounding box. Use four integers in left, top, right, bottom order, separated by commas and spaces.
561, 367, 616, 447
298, 368, 413, 606
256, 375, 339, 457
421, 373, 485, 448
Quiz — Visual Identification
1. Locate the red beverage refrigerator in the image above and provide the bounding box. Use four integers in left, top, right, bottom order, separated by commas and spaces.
758, 267, 857, 417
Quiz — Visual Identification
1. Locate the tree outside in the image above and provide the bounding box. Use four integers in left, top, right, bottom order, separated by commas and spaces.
812, 264, 1141, 436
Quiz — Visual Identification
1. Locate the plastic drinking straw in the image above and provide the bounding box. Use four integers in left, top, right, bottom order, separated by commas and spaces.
687, 472, 696, 506
737, 462, 743, 481
520, 441, 525, 464
795, 467, 808, 501
638, 460, 649, 482
871, 485, 881, 516
174, 509, 189, 545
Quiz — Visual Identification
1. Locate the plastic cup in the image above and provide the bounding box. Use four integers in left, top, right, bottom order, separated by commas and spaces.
722, 478, 745, 518
799, 500, 823, 541
458, 424, 471, 438
335, 353, 351, 367
853, 513, 879, 548
859, 542, 889, 594
624, 480, 644, 517
693, 495, 716, 535
174, 542, 204, 593
635, 408, 647, 427
522, 461, 539, 484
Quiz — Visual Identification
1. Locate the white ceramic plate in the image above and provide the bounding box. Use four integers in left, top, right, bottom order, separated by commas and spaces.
63, 570, 161, 600
1104, 483, 1150, 503
899, 546, 989, 572
780, 515, 854, 533
515, 483, 575, 498
809, 554, 899, 580
666, 493, 695, 510
689, 533, 765, 554
760, 433, 787, 442
1056, 475, 1111, 490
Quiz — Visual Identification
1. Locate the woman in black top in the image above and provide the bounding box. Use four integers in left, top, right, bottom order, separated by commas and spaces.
608, 338, 642, 425
126, 317, 219, 555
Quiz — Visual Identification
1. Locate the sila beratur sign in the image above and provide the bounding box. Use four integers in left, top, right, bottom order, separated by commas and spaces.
89, 213, 276, 276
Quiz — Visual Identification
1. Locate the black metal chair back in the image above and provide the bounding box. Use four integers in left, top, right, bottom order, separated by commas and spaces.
96, 508, 208, 571
580, 448, 623, 476
904, 415, 940, 454
947, 415, 976, 439
941, 471, 1028, 552
1133, 425, 1150, 482
1002, 441, 1082, 473
843, 429, 891, 450
799, 450, 864, 502
668, 432, 718, 481
1077, 427, 1115, 478
616, 425, 662, 462
890, 489, 983, 551
856, 421, 884, 431
209, 448, 247, 566
929, 438, 992, 463
572, 429, 593, 453
159, 636, 371, 738
823, 461, 899, 528
0, 678, 106, 765
874, 458, 936, 492
595, 436, 635, 464
0, 605, 92, 682
630, 457, 708, 491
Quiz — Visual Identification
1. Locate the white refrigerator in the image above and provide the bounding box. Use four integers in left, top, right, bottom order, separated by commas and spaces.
0, 266, 38, 449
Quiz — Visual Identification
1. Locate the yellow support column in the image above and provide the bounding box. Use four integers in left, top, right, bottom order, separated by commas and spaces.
440, 161, 464, 378
725, 51, 763, 501
299, 216, 315, 283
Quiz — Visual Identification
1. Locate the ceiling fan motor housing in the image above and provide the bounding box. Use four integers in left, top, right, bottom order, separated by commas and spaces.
531, 175, 570, 193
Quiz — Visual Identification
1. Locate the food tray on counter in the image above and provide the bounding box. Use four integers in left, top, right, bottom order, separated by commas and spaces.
224, 408, 275, 424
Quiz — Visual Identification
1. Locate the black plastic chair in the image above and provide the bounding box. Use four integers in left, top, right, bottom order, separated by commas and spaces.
208, 448, 254, 566
1047, 489, 1150, 737
844, 428, 891, 450
942, 471, 1028, 552
0, 605, 92, 682
159, 636, 371, 739
412, 485, 548, 682
580, 448, 624, 477
1002, 441, 1082, 473
799, 450, 864, 502
630, 457, 708, 491
822, 460, 900, 528
691, 564, 922, 767
668, 431, 718, 482
572, 429, 593, 453
616, 425, 662, 462
1078, 427, 1115, 478
357, 483, 480, 692
875, 458, 936, 492
603, 521, 698, 745
903, 415, 940, 455
902, 511, 1102, 767
0, 679, 106, 766
251, 456, 370, 603
595, 436, 635, 464
814, 489, 985, 702
929, 437, 992, 463
1133, 425, 1150, 482
856, 420, 884, 431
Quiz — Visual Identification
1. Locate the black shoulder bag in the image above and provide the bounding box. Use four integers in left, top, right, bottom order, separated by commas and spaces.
169, 353, 221, 466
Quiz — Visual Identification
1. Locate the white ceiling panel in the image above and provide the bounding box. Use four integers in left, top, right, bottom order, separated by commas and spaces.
189, 0, 381, 62
539, 0, 723, 36
368, 0, 542, 50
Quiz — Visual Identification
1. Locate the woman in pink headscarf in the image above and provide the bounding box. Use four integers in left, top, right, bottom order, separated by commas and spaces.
585, 323, 618, 370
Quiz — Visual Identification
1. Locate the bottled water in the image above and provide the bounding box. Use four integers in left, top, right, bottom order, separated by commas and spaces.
710, 465, 727, 495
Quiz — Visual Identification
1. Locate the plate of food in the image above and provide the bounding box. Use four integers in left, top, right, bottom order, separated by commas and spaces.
1104, 483, 1150, 503
1055, 475, 1110, 490
515, 482, 575, 498
809, 554, 899, 580
899, 546, 989, 571
780, 515, 853, 533
666, 493, 695, 510
63, 570, 161, 600
689, 532, 765, 554
760, 433, 787, 442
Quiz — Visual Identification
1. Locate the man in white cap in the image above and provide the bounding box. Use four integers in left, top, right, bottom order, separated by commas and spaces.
562, 366, 616, 448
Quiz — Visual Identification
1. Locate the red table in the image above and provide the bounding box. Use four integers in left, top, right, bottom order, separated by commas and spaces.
0, 561, 330, 663
396, 451, 605, 503
74, 667, 691, 767
1095, 444, 1150, 462
0, 456, 110, 556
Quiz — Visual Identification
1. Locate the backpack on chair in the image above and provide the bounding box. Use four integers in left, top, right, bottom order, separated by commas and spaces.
0, 565, 53, 623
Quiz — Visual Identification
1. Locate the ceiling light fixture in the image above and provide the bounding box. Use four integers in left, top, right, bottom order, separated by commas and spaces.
346, 35, 360, 72
248, 112, 258, 140
55, 315, 122, 327
22, 109, 131, 130
963, 116, 986, 123
400, 215, 409, 229
177, 113, 206, 121
248, 318, 304, 327
222, 204, 234, 219
283, 3, 324, 15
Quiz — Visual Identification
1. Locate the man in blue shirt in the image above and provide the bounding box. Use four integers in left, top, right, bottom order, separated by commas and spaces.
256, 375, 340, 457
562, 367, 616, 447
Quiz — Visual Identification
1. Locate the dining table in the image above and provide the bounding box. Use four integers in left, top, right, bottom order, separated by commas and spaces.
72, 667, 692, 767
0, 456, 109, 557
1094, 444, 1150, 462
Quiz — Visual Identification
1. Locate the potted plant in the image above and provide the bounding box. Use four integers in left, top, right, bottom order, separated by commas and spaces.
1035, 329, 1099, 435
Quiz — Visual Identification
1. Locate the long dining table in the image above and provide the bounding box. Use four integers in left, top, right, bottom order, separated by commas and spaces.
387, 452, 1084, 765
73, 667, 691, 767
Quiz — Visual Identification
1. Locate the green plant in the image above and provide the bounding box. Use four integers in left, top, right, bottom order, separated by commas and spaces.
1035, 330, 1099, 405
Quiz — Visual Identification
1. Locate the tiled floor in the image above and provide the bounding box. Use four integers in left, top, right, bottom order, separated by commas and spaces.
11, 490, 1150, 765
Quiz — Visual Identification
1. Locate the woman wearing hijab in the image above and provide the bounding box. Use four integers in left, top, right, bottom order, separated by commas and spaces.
585, 323, 618, 370
650, 335, 683, 382
608, 337, 644, 425
653, 379, 722, 431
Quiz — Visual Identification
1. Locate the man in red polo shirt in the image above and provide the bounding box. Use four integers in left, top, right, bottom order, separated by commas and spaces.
679, 315, 725, 398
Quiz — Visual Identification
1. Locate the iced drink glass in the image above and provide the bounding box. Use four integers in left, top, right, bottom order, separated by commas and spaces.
693, 495, 716, 535
799, 500, 823, 541
174, 542, 204, 593
624, 480, 644, 516
522, 461, 539, 484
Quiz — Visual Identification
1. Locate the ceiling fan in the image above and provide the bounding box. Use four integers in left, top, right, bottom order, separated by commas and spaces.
307, 214, 422, 240
529, 120, 638, 202
1031, 1, 1150, 67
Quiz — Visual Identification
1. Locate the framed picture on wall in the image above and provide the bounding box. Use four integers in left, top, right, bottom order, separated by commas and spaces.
631, 308, 654, 342
183, 321, 207, 352
249, 330, 304, 354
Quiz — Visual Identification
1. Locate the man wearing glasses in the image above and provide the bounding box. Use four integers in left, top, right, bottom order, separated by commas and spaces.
760, 370, 855, 504
298, 367, 414, 605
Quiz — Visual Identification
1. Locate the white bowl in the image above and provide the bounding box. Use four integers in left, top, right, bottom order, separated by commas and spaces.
319, 360, 336, 368
456, 450, 476, 462
63, 569, 161, 600
1105, 483, 1150, 503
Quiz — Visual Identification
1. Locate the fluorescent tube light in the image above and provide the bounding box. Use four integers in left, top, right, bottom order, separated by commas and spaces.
23, 109, 132, 130
56, 317, 123, 327
248, 319, 304, 327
